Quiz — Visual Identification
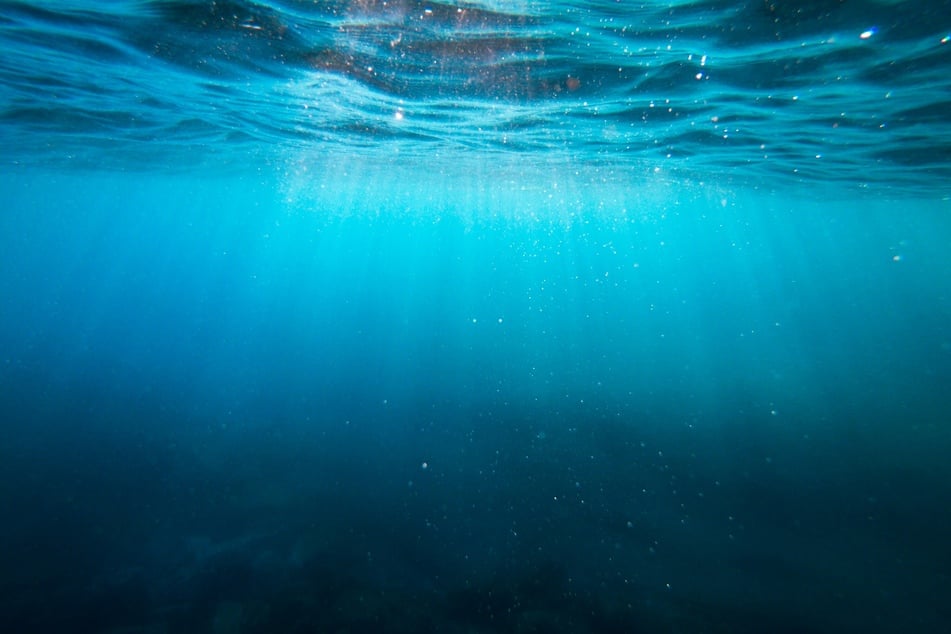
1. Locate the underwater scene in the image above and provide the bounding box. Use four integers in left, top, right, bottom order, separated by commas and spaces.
1, 1, 950, 632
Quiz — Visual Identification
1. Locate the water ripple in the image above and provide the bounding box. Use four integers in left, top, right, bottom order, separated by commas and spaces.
1, 0, 949, 193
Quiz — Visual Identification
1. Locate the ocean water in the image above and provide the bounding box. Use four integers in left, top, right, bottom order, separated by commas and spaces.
1, 1, 950, 633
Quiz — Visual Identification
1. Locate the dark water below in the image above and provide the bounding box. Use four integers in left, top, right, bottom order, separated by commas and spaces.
1, 2, 950, 633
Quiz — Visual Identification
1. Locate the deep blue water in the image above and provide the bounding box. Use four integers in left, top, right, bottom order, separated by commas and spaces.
2, 2, 950, 633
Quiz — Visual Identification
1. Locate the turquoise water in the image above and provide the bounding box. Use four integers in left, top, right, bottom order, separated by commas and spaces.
1, 2, 950, 633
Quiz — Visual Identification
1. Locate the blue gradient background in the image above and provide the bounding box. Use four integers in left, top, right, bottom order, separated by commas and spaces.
1, 1, 950, 632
